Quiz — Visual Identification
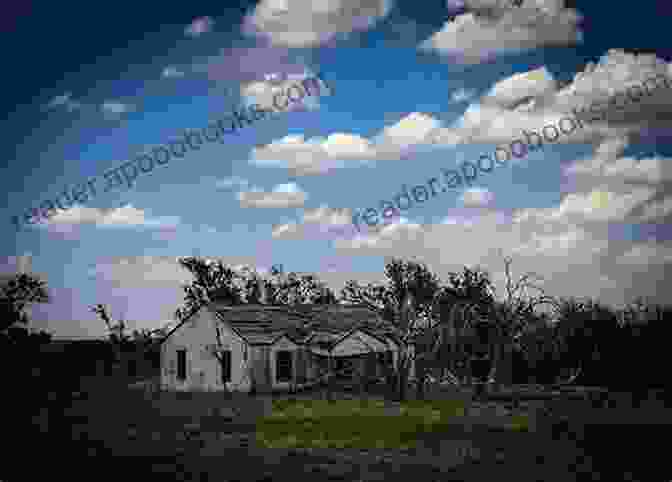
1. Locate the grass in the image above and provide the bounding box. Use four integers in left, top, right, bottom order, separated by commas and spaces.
255, 397, 531, 449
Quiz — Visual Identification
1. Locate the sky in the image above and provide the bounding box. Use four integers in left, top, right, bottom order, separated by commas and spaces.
2, 0, 672, 339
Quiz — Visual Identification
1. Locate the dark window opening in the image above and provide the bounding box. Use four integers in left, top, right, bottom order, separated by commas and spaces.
220, 350, 232, 383
177, 349, 187, 381
276, 350, 293, 382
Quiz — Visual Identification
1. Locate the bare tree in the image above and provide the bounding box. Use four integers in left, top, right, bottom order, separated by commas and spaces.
486, 254, 559, 387
341, 258, 443, 401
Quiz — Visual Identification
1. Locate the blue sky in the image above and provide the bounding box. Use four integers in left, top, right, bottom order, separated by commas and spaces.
3, 0, 672, 338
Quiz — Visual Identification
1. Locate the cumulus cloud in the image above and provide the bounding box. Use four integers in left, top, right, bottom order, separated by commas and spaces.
319, 135, 672, 307
45, 92, 83, 112
245, 0, 392, 47
249, 51, 672, 187
271, 205, 359, 240
185, 16, 214, 37
451, 88, 478, 103
617, 243, 672, 267
420, 0, 583, 63
38, 204, 181, 230
251, 133, 376, 175
91, 256, 194, 288
432, 50, 672, 149
205, 46, 310, 85
250, 112, 442, 175
162, 66, 185, 78
333, 203, 671, 306
239, 70, 332, 113
460, 187, 495, 207
251, 52, 672, 308
101, 101, 135, 118
480, 66, 557, 109
565, 154, 672, 185
237, 182, 308, 208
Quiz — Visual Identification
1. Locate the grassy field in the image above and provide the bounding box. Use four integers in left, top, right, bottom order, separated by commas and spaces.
256, 397, 531, 449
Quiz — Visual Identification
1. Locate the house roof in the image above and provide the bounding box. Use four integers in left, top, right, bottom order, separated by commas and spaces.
159, 302, 399, 348
211, 304, 315, 345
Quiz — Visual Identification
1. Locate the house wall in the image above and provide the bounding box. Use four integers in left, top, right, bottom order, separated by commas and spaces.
248, 345, 271, 392
160, 307, 251, 392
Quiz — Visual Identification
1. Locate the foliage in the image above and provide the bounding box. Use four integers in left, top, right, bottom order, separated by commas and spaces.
341, 258, 447, 400
174, 258, 337, 321
341, 258, 442, 322
0, 272, 50, 334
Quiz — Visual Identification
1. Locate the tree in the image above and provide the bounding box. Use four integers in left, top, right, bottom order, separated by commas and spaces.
483, 254, 558, 386
0, 272, 52, 416
174, 257, 245, 321
0, 272, 50, 334
422, 266, 497, 389
425, 256, 558, 390
91, 304, 167, 378
341, 258, 443, 400
175, 258, 338, 321
239, 264, 337, 306
552, 297, 623, 387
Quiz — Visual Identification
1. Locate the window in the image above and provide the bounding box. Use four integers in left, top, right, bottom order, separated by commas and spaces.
176, 349, 187, 381
219, 350, 232, 383
275, 350, 293, 383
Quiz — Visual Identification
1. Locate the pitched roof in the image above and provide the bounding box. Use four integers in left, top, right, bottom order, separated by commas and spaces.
211, 304, 314, 345
160, 302, 399, 347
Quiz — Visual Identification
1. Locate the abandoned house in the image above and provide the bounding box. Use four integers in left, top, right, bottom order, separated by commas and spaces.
159, 303, 405, 392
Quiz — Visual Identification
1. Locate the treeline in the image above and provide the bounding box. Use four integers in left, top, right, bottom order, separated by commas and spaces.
515, 297, 672, 391
1, 258, 670, 400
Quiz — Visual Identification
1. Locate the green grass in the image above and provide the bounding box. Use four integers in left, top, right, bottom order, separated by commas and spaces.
255, 397, 531, 449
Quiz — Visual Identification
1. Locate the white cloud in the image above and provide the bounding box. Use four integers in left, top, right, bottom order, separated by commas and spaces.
45, 92, 82, 112
480, 66, 557, 109
240, 70, 332, 113
566, 155, 672, 185
618, 243, 672, 267
451, 88, 478, 103
318, 134, 672, 307
38, 204, 181, 230
272, 205, 358, 240
251, 133, 376, 175
375, 112, 443, 149
91, 256, 194, 287
638, 196, 672, 222
185, 16, 214, 37
420, 1, 582, 63
237, 183, 308, 208
514, 188, 655, 225
431, 50, 672, 148
162, 66, 185, 78
246, 0, 392, 47
330, 205, 671, 306
251, 112, 442, 175
101, 101, 135, 117
460, 187, 495, 207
